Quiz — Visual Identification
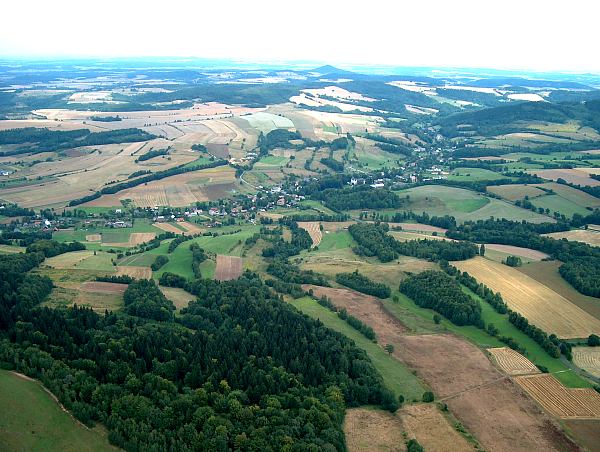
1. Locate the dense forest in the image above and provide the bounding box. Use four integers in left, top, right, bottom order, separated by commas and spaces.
0, 127, 155, 156
313, 186, 403, 211
399, 271, 483, 327
0, 248, 399, 451
349, 222, 477, 262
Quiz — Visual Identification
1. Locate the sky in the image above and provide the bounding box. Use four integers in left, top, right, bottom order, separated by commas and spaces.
1, 0, 598, 72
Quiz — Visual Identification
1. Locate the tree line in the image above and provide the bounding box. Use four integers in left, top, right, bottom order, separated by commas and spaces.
335, 270, 391, 299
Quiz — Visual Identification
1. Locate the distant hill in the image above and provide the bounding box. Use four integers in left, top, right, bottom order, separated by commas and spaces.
310, 65, 355, 76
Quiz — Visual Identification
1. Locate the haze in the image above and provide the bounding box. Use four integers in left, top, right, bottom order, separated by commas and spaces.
1, 0, 598, 72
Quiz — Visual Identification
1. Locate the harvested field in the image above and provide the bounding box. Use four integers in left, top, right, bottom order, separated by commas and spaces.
484, 244, 549, 260
487, 184, 546, 201
321, 221, 355, 232
515, 374, 600, 418
544, 229, 600, 247
454, 257, 600, 339
390, 231, 450, 242
297, 221, 322, 246
323, 286, 578, 451
153, 222, 185, 234
487, 347, 540, 375
177, 221, 203, 234
215, 255, 243, 281
44, 250, 94, 269
344, 408, 405, 452
390, 222, 448, 233
399, 404, 472, 452
79, 281, 128, 294
572, 347, 600, 378
529, 169, 600, 187
116, 266, 152, 279
302, 285, 407, 344
85, 234, 101, 242
104, 232, 156, 247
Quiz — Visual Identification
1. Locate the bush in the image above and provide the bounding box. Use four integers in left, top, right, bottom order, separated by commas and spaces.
422, 391, 434, 403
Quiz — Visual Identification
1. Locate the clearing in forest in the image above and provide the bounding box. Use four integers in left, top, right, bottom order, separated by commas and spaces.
297, 221, 322, 246
215, 255, 243, 281
343, 408, 405, 452
515, 374, 600, 419
487, 347, 540, 375
454, 257, 600, 339
544, 229, 600, 247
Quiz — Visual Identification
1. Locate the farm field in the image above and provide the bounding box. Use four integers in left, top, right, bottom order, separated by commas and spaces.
572, 347, 600, 378
528, 168, 600, 187
448, 167, 507, 181
454, 257, 600, 339
297, 221, 322, 246
291, 296, 425, 401
483, 243, 549, 261
214, 255, 243, 281
517, 260, 600, 321
153, 222, 186, 234
0, 371, 117, 452
535, 182, 600, 208
395, 185, 552, 224
544, 228, 600, 247
531, 194, 591, 218
343, 408, 406, 452
328, 287, 577, 451
514, 374, 600, 418
53, 219, 161, 247
0, 244, 26, 254
116, 265, 152, 279
564, 419, 600, 452
44, 250, 116, 271
487, 184, 547, 201
487, 347, 540, 375
317, 230, 355, 252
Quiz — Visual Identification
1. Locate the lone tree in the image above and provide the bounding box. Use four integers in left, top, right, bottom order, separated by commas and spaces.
422, 391, 434, 403
385, 343, 395, 355
588, 334, 600, 347
480, 244, 486, 256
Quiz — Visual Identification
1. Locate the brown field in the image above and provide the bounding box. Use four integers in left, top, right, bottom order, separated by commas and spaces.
116, 266, 152, 279
515, 374, 600, 418
487, 184, 546, 201
152, 222, 185, 234
344, 408, 405, 452
215, 255, 243, 281
564, 419, 600, 452
544, 229, 600, 247
399, 403, 473, 452
320, 221, 355, 232
487, 347, 540, 375
104, 232, 156, 248
177, 221, 203, 234
79, 281, 128, 294
85, 234, 102, 242
390, 222, 448, 233
159, 286, 195, 311
454, 257, 600, 339
484, 244, 549, 260
323, 287, 579, 451
44, 250, 95, 269
84, 166, 239, 207
297, 221, 322, 246
572, 347, 600, 378
528, 169, 600, 187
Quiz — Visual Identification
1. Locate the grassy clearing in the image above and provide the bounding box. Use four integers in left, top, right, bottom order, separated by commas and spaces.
42, 286, 123, 312
0, 244, 25, 254
385, 291, 591, 388
0, 370, 116, 452
291, 296, 425, 401
448, 167, 507, 182
316, 230, 355, 252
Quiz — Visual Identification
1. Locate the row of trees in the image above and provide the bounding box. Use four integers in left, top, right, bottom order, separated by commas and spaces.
335, 270, 391, 299
26, 239, 86, 257
266, 259, 329, 286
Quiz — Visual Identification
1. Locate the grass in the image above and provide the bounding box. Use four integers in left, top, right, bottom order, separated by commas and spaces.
0, 244, 25, 254
448, 167, 507, 182
53, 219, 160, 247
291, 296, 426, 401
531, 194, 590, 218
386, 290, 592, 388
153, 226, 259, 279
317, 230, 355, 252
257, 155, 288, 166
0, 370, 116, 451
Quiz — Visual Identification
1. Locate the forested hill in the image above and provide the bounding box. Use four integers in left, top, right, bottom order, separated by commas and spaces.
0, 249, 397, 450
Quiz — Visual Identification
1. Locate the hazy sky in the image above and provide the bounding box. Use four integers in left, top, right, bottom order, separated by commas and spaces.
1, 0, 597, 72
